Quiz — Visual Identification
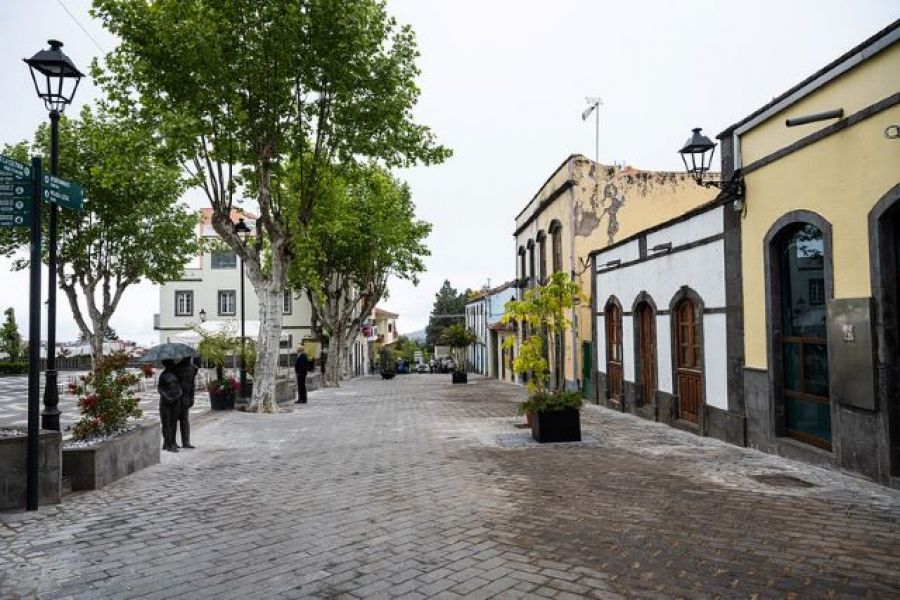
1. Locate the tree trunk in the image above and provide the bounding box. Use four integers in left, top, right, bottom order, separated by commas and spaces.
248, 283, 283, 413
324, 329, 343, 387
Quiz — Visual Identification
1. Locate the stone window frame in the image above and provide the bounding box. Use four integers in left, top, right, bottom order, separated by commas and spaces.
210, 250, 237, 270
549, 220, 563, 274
174, 290, 193, 317
526, 239, 536, 287
536, 230, 547, 284
604, 295, 624, 405
631, 291, 659, 408
218, 289, 237, 317
763, 210, 834, 444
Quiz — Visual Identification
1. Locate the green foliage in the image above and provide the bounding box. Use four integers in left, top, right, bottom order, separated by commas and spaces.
241, 340, 257, 377
195, 327, 240, 380
0, 107, 198, 359
425, 281, 469, 348
0, 308, 23, 362
438, 324, 477, 349
517, 390, 584, 416
502, 272, 584, 405
378, 347, 396, 374
70, 353, 143, 440
393, 336, 421, 363
0, 362, 28, 375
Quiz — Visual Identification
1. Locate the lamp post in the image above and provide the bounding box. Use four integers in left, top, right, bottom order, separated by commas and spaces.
199, 308, 207, 323
582, 96, 603, 164
25, 40, 83, 431
233, 218, 252, 399
678, 127, 745, 210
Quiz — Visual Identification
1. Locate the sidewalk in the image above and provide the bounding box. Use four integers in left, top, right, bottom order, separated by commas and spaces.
0, 374, 897, 598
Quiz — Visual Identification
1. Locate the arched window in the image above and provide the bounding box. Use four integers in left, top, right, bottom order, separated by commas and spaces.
776, 223, 830, 449
549, 220, 563, 274
527, 240, 536, 287
605, 298, 623, 406
537, 230, 547, 284
518, 246, 526, 282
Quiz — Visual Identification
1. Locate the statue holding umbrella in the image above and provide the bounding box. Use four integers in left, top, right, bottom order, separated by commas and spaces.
139, 343, 199, 452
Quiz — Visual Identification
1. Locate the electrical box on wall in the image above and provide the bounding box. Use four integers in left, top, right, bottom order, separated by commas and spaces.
827, 297, 877, 410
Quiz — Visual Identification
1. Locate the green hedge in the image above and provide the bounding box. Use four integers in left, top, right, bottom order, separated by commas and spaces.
0, 362, 27, 375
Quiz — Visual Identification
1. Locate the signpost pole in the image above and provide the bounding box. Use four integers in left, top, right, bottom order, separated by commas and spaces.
26, 157, 43, 511
42, 111, 61, 431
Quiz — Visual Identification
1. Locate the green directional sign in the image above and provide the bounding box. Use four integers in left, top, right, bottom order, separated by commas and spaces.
42, 174, 83, 211
0, 180, 32, 228
0, 155, 30, 179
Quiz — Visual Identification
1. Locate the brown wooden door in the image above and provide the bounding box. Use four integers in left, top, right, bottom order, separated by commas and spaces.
638, 303, 655, 404
606, 302, 623, 405
675, 299, 702, 423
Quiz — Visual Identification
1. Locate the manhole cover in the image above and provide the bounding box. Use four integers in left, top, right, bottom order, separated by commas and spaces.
752, 474, 815, 488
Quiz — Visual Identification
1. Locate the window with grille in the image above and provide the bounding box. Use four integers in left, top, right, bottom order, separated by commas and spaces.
210, 250, 237, 269
283, 289, 292, 314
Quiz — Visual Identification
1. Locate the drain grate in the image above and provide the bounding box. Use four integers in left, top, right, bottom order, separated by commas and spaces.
752, 473, 816, 488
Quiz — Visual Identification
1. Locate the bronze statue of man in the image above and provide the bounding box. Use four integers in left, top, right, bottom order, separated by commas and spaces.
157, 359, 182, 452
174, 357, 198, 449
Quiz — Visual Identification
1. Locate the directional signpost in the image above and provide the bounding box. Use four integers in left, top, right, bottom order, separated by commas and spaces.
43, 174, 83, 211
0, 180, 32, 227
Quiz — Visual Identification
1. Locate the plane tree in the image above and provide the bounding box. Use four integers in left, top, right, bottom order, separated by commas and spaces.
93, 0, 449, 411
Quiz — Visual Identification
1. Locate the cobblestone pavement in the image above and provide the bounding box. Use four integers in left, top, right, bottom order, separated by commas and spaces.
1, 375, 898, 599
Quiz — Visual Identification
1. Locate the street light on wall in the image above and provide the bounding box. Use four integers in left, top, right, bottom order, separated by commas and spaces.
199, 309, 207, 322
25, 40, 83, 432
233, 217, 253, 399
678, 127, 746, 211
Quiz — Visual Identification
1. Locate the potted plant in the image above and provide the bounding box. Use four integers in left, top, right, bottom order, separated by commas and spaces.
379, 347, 397, 380
502, 272, 585, 442
438, 324, 477, 384
196, 326, 240, 410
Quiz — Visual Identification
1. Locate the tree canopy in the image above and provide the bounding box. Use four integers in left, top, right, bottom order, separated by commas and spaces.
425, 280, 469, 348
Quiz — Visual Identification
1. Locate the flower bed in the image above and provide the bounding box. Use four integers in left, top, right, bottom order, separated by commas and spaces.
62, 422, 160, 491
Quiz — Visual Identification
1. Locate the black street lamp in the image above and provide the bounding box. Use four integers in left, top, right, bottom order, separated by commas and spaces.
678, 127, 745, 209
199, 308, 207, 322
233, 218, 253, 399
25, 40, 83, 431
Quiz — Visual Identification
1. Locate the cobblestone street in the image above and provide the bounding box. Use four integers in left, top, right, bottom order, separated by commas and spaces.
1, 375, 898, 599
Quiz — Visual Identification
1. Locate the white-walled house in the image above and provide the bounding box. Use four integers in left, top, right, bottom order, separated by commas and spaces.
465, 280, 517, 377
155, 209, 315, 354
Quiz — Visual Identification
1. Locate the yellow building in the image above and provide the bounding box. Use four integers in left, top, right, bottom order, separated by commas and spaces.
512, 155, 716, 394
718, 19, 900, 484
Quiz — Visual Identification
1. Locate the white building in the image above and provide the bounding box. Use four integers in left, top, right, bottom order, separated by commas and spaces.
155, 209, 315, 355
465, 280, 518, 377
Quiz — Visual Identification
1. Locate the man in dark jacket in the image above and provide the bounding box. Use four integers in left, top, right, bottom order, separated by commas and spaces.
157, 359, 182, 452
174, 357, 198, 449
294, 346, 312, 404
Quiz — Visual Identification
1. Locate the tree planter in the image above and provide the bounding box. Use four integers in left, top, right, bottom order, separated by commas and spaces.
62, 422, 160, 491
210, 390, 236, 410
452, 371, 468, 384
531, 408, 581, 443
0, 429, 62, 510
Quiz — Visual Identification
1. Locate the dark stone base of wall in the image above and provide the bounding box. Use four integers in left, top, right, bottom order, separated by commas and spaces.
657, 391, 676, 425
0, 429, 62, 511
706, 405, 747, 446
63, 422, 160, 492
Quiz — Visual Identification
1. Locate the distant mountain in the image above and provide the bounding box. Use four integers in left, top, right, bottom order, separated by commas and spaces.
403, 328, 427, 343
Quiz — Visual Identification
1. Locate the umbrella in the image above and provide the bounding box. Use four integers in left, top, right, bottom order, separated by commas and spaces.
137, 343, 198, 364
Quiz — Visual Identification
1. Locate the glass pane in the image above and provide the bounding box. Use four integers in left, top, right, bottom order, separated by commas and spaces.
804, 343, 829, 397
780, 225, 826, 338
782, 342, 802, 392
786, 397, 831, 443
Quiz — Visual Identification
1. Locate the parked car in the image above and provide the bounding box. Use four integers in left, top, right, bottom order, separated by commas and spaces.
416, 362, 429, 373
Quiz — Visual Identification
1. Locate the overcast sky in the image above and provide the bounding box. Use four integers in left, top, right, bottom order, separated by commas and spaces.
0, 0, 897, 343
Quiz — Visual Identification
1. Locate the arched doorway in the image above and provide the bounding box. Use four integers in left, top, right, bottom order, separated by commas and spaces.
634, 300, 656, 406
776, 223, 831, 450
674, 297, 702, 424
605, 298, 623, 406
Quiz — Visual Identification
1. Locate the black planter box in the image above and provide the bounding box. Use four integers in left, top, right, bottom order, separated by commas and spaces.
452, 371, 468, 384
531, 408, 581, 443
210, 390, 235, 410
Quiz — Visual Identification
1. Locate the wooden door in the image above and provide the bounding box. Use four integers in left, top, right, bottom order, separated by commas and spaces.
606, 302, 623, 405
675, 299, 702, 423
638, 303, 655, 404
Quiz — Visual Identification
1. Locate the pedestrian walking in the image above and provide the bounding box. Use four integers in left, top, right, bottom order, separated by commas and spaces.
294, 346, 312, 404
174, 357, 198, 449
157, 359, 182, 452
